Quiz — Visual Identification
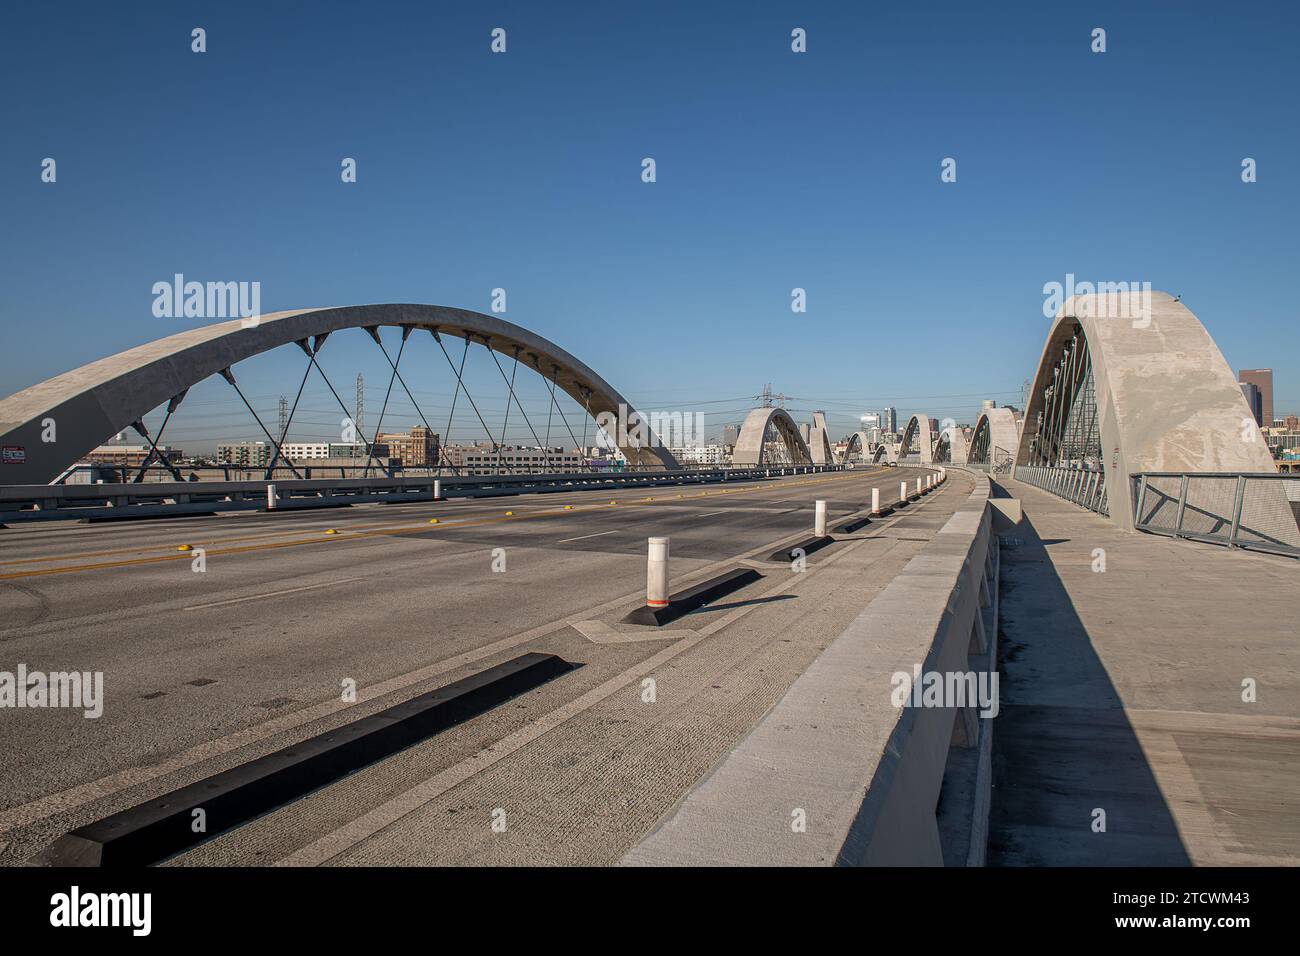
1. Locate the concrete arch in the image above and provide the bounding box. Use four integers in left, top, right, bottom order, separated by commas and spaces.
969, 408, 1020, 470
807, 410, 835, 465
934, 426, 969, 465
1017, 291, 1282, 533
872, 443, 899, 464
0, 304, 680, 484
898, 414, 936, 464
731, 407, 813, 467
843, 430, 872, 462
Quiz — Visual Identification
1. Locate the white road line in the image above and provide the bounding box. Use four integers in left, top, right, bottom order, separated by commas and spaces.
183, 577, 366, 611
696, 511, 727, 518
557, 530, 617, 544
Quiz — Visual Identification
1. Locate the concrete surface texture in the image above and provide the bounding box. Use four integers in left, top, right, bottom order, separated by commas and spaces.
731, 406, 814, 467
1016, 291, 1280, 532
990, 477, 1300, 865
0, 304, 680, 483
0, 466, 960, 865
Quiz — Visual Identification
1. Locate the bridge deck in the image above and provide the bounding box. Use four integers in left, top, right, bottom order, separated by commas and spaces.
991, 477, 1300, 866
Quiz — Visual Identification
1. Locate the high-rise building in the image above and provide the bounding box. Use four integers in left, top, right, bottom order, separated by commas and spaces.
1238, 369, 1273, 426
882, 407, 897, 433
722, 423, 740, 448
1240, 382, 1263, 426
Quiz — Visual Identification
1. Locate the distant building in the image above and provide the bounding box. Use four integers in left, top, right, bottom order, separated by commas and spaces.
1238, 369, 1273, 426
670, 444, 724, 466
217, 441, 271, 467
282, 442, 331, 460
444, 444, 582, 475
84, 444, 181, 468
882, 407, 898, 433
1240, 382, 1263, 426
981, 399, 997, 414
373, 426, 438, 467
722, 424, 740, 449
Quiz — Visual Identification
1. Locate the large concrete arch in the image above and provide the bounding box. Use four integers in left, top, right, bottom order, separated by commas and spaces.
0, 304, 680, 484
897, 414, 936, 464
807, 410, 835, 465
731, 407, 813, 467
969, 408, 1020, 470
1017, 291, 1282, 533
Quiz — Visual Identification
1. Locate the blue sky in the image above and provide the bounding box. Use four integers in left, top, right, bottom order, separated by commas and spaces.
2, 0, 1296, 449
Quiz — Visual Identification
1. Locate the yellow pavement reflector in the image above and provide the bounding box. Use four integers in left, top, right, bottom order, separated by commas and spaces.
176, 544, 193, 552
428, 518, 439, 524
505, 511, 514, 516
325, 529, 339, 535
564, 505, 573, 510
609, 500, 618, 505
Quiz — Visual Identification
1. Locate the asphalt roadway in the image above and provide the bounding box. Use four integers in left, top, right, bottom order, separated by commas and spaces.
0, 464, 971, 866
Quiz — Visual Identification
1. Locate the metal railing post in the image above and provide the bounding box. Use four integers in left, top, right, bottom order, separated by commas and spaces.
1228, 475, 1247, 548
1174, 474, 1189, 535
1135, 474, 1148, 527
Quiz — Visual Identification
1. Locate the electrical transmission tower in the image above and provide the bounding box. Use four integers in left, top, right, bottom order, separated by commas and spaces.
355, 373, 365, 449
756, 384, 787, 410
278, 396, 288, 438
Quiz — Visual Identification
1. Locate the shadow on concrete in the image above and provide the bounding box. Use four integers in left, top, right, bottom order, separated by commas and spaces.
988, 508, 1192, 866
687, 594, 797, 615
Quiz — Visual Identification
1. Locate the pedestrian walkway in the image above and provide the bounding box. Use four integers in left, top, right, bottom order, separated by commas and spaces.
990, 477, 1300, 865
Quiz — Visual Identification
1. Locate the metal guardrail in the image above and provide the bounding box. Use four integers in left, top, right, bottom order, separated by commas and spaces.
0, 465, 847, 524
1013, 464, 1109, 516
1132, 472, 1300, 558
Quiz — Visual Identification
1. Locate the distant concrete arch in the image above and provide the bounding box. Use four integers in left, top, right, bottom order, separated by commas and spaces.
897, 414, 936, 464
1018, 290, 1288, 536
934, 426, 969, 464
872, 443, 899, 464
968, 408, 1020, 470
843, 431, 872, 463
0, 304, 681, 484
731, 407, 813, 467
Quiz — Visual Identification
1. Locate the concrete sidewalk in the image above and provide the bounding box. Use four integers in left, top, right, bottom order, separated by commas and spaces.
990, 478, 1300, 866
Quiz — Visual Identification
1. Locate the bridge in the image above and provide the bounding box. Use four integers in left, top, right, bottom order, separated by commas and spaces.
0, 292, 1295, 868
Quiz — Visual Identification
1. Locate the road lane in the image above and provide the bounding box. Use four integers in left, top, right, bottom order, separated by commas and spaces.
0, 466, 964, 865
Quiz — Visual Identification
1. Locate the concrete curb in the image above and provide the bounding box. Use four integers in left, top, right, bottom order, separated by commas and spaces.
36, 653, 574, 866
621, 568, 763, 626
